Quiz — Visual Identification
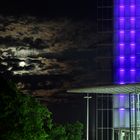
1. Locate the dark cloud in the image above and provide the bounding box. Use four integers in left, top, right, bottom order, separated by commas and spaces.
0, 15, 112, 102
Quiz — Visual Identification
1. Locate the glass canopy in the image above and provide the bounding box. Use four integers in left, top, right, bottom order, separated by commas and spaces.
67, 83, 140, 94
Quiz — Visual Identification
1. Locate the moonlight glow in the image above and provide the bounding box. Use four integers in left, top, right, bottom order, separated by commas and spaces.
19, 61, 26, 67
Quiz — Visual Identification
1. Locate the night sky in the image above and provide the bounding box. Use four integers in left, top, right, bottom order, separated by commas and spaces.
0, 0, 97, 18
0, 0, 113, 105
0, 0, 113, 128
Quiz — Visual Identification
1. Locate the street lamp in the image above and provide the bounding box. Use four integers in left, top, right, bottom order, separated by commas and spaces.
84, 93, 92, 140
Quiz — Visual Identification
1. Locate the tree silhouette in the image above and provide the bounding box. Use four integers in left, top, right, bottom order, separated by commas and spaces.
0, 76, 84, 140
0, 75, 50, 140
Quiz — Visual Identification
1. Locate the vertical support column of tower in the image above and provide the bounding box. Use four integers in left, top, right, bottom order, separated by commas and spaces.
130, 2, 136, 139
130, 1, 136, 83
116, 0, 125, 84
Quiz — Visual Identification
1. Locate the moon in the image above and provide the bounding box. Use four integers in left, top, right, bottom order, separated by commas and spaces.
19, 61, 26, 67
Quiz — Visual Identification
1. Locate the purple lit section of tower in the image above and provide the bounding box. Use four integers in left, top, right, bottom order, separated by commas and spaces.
114, 0, 139, 84
113, 0, 140, 128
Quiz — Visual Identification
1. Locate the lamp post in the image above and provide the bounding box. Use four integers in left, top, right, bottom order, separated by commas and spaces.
84, 93, 92, 140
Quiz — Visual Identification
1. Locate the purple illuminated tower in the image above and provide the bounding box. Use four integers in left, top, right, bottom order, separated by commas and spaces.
114, 0, 140, 139
114, 0, 139, 84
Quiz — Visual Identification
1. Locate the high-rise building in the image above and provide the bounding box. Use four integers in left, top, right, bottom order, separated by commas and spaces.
68, 0, 140, 140
113, 0, 140, 140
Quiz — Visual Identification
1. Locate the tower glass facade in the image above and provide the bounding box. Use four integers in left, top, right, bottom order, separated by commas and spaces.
96, 0, 140, 140
113, 94, 140, 140
96, 94, 113, 140
114, 0, 140, 140
114, 0, 139, 84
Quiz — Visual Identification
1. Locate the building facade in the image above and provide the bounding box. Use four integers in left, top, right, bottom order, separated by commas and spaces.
96, 0, 140, 140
